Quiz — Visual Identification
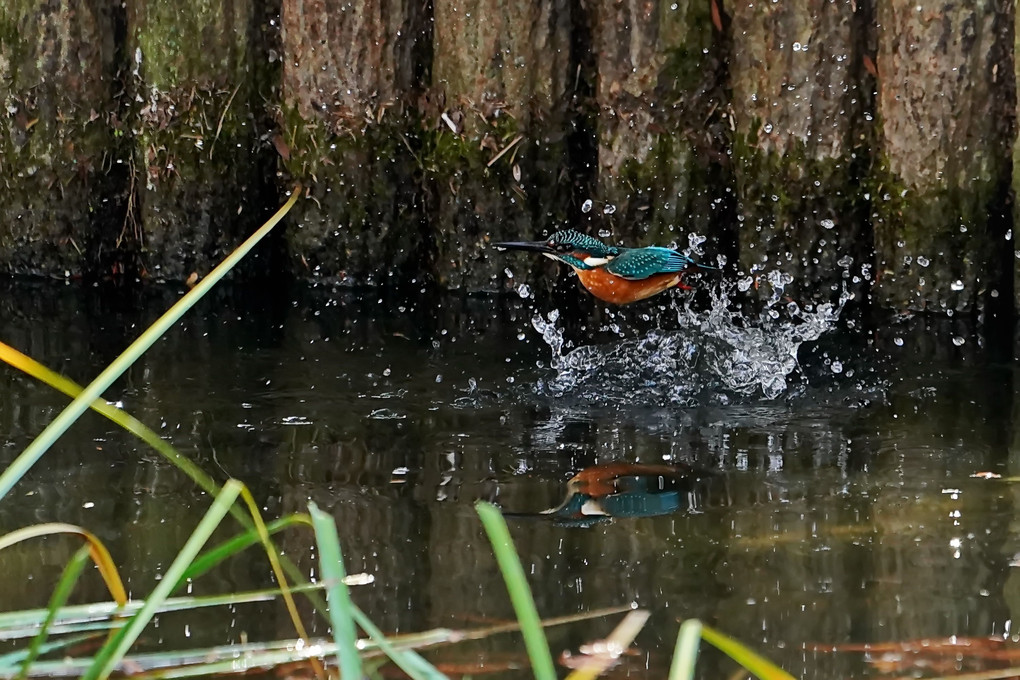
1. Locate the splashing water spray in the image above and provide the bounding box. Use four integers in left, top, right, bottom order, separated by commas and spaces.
530, 254, 855, 406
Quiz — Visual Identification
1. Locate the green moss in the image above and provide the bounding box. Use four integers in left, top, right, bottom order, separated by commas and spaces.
869, 152, 1005, 312
131, 1, 250, 91
730, 122, 867, 301
599, 132, 714, 247
277, 105, 426, 284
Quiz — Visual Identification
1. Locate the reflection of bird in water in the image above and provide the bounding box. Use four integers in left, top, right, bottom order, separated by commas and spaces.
503, 461, 711, 528
495, 230, 716, 305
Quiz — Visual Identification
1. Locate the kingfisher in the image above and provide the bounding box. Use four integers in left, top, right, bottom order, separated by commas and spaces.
494, 229, 716, 305
502, 462, 711, 527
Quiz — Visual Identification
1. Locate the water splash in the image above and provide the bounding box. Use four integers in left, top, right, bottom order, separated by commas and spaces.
532, 275, 852, 405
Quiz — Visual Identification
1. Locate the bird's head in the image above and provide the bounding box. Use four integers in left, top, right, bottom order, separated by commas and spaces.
494, 229, 617, 270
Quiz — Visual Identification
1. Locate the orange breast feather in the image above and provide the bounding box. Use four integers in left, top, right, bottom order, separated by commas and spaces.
573, 267, 681, 305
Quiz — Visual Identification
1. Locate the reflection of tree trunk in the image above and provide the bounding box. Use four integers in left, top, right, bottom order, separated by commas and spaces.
589, 0, 728, 252
281, 0, 429, 286
872, 1, 1014, 313
129, 0, 274, 281
429, 0, 574, 293
730, 0, 870, 303
0, 0, 125, 277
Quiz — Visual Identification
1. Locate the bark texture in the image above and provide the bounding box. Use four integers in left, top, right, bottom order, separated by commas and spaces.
730, 0, 870, 303
128, 0, 271, 281
0, 0, 123, 277
590, 0, 726, 254
430, 0, 574, 292
281, 0, 428, 285
873, 0, 1014, 313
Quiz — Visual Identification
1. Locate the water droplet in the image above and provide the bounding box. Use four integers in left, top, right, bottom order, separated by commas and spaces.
830, 361, 843, 374
516, 284, 532, 299
893, 337, 904, 347
603, 204, 617, 215
382, 368, 391, 377
581, 199, 593, 213
821, 219, 835, 229
916, 256, 930, 267
951, 280, 965, 291
953, 336, 966, 346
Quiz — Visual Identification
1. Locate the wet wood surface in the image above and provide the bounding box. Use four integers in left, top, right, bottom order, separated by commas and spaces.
0, 0, 1016, 315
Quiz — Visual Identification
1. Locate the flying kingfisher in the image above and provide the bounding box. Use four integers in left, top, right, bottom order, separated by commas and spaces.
495, 229, 716, 305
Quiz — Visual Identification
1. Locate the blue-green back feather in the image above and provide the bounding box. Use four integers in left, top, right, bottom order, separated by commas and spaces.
606, 247, 698, 280
548, 229, 615, 257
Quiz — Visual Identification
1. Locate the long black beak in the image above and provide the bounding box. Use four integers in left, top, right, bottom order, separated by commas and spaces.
492, 240, 554, 254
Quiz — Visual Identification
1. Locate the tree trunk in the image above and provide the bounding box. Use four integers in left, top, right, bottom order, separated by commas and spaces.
873, 0, 1014, 313
0, 0, 124, 277
730, 0, 871, 304
280, 0, 428, 286
128, 0, 272, 282
589, 0, 727, 256
430, 0, 574, 293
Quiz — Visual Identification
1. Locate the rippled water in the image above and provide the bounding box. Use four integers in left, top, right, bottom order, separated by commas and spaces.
0, 278, 1018, 678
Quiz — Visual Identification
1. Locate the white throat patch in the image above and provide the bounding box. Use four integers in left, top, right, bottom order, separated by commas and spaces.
582, 256, 611, 267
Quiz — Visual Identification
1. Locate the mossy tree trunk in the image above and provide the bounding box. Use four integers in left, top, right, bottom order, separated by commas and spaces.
280, 0, 429, 286
430, 0, 574, 293
590, 0, 727, 255
0, 0, 125, 278
873, 0, 1014, 313
729, 0, 871, 303
127, 0, 272, 282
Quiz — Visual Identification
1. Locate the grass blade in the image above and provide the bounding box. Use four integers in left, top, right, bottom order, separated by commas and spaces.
0, 340, 329, 618
15, 545, 91, 679
667, 619, 703, 680
308, 503, 362, 680
0, 584, 327, 641
0, 187, 300, 502
176, 514, 310, 585
349, 605, 448, 680
700, 624, 796, 680
0, 523, 126, 607
0, 633, 100, 671
475, 501, 556, 680
82, 480, 244, 680
234, 489, 322, 678
0, 341, 222, 508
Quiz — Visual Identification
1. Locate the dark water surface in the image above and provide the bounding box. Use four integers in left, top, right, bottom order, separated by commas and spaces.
1, 278, 1019, 678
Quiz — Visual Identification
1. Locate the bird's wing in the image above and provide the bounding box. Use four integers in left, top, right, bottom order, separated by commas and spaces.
604, 247, 697, 280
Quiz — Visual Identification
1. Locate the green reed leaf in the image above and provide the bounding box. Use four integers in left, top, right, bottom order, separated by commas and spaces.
83, 480, 243, 680
16, 546, 92, 679
0, 188, 300, 502
309, 503, 362, 680
667, 619, 703, 680
700, 624, 796, 680
475, 501, 556, 680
